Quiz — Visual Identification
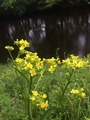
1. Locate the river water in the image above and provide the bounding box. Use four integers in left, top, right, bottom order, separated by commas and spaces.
0, 8, 90, 63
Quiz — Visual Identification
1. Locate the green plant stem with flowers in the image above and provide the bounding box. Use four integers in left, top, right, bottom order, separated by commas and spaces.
5, 39, 90, 120
5, 39, 60, 120
15, 65, 34, 120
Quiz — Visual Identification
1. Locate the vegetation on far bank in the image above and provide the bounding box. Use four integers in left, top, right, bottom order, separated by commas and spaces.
0, 0, 90, 16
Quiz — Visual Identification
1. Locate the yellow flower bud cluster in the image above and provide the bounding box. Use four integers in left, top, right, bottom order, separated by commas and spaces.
5, 46, 14, 51
30, 90, 48, 109
70, 88, 86, 98
14, 39, 29, 51
43, 57, 60, 73
62, 55, 88, 69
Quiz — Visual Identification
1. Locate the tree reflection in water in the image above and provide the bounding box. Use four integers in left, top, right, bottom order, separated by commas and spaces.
0, 9, 90, 63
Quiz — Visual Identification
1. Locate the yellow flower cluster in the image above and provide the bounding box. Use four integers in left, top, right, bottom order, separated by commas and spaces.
62, 55, 88, 69
43, 57, 60, 73
14, 39, 60, 76
24, 52, 43, 76
70, 88, 86, 98
5, 39, 60, 76
15, 53, 43, 76
30, 90, 48, 109
5, 46, 14, 51
14, 39, 29, 51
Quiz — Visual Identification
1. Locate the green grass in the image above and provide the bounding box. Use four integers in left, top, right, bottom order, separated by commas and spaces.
0, 58, 90, 120
0, 63, 26, 120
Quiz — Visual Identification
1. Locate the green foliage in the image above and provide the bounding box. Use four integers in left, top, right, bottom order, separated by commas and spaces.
0, 0, 89, 16
0, 64, 26, 119
1, 39, 90, 119
1, 0, 16, 9
1, 55, 90, 120
37, 0, 60, 9
1, 0, 30, 15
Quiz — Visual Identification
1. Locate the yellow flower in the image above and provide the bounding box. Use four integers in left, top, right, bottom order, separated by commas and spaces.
40, 100, 48, 109
30, 69, 36, 76
45, 100, 48, 107
32, 91, 38, 96
81, 92, 86, 97
70, 89, 79, 94
25, 53, 31, 59
14, 39, 29, 50
30, 97, 36, 101
47, 57, 55, 63
36, 62, 41, 69
19, 46, 25, 51
5, 46, 14, 51
33, 52, 39, 59
48, 65, 56, 73
26, 63, 33, 69
31, 57, 35, 62
40, 103, 46, 109
80, 88, 84, 92
23, 62, 33, 70
70, 88, 86, 98
15, 58, 23, 63
42, 94, 47, 99
20, 39, 29, 46
30, 91, 48, 109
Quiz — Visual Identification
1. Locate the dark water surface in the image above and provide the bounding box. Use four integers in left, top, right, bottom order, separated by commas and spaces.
1, 8, 90, 63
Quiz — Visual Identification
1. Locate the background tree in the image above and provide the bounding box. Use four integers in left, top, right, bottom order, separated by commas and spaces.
0, 0, 89, 16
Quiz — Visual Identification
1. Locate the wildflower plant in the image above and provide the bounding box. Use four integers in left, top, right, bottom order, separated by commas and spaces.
70, 88, 86, 98
5, 39, 60, 120
30, 91, 48, 110
5, 39, 90, 120
50, 54, 89, 120
62, 55, 88, 69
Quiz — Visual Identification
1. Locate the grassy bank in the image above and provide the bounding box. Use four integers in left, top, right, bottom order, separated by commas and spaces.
1, 39, 90, 120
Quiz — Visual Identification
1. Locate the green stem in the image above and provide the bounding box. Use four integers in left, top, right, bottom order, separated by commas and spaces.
15, 68, 29, 81
29, 76, 32, 94
62, 81, 71, 98
27, 76, 33, 120
30, 102, 33, 120
8, 51, 14, 61
34, 75, 42, 90
27, 98, 31, 120
62, 69, 74, 98
34, 68, 46, 90
60, 69, 74, 118
77, 98, 81, 119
